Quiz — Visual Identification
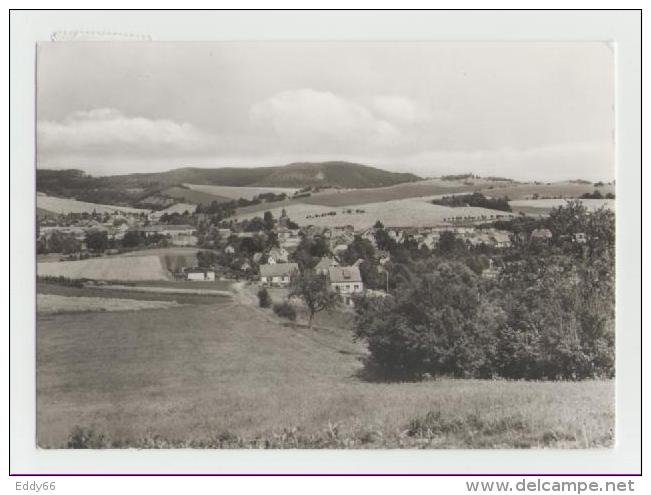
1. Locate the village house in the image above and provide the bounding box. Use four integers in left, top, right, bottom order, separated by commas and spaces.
314, 256, 339, 275
268, 247, 289, 263
133, 225, 164, 238
489, 230, 512, 248
387, 228, 403, 243
260, 262, 299, 287
161, 224, 198, 246
328, 266, 364, 306
224, 245, 236, 254
186, 269, 216, 281
276, 226, 301, 249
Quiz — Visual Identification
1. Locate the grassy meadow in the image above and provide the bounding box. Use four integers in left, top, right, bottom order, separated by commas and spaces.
509, 198, 615, 215
37, 254, 171, 281
234, 178, 613, 216
232, 197, 516, 230
36, 193, 147, 215
162, 185, 232, 205
36, 284, 614, 449
185, 183, 298, 201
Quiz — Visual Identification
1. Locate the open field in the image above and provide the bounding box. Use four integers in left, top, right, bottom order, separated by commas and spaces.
36, 193, 148, 215
37, 248, 216, 281
480, 182, 615, 201
162, 186, 231, 205
509, 198, 615, 215
37, 206, 58, 218
185, 183, 298, 201
233, 197, 515, 230
233, 179, 613, 216
38, 255, 171, 281
234, 178, 477, 215
155, 202, 197, 215
119, 247, 205, 272
37, 294, 183, 314
37, 281, 231, 306
37, 294, 614, 449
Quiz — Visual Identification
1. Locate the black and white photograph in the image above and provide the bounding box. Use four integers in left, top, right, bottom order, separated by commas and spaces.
31, 39, 620, 451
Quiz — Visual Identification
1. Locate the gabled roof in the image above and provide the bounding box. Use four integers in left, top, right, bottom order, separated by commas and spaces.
328, 266, 362, 283
491, 231, 511, 243
260, 262, 299, 278
314, 257, 339, 271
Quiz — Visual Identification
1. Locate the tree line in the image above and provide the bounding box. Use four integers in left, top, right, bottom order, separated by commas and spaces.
352, 201, 615, 381
431, 192, 512, 212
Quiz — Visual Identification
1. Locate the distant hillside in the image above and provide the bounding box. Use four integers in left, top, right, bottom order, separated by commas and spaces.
250, 161, 421, 189
115, 161, 421, 189
36, 162, 422, 207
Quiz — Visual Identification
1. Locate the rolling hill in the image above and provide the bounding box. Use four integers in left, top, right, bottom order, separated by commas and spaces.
36, 162, 422, 207
117, 161, 420, 189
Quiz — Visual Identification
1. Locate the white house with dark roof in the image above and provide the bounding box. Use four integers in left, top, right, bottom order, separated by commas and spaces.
328, 266, 364, 306
260, 262, 299, 287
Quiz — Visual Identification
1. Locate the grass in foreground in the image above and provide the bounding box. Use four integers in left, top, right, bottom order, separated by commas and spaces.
37, 294, 614, 449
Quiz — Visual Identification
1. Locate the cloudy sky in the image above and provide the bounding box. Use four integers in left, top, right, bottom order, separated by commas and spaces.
37, 42, 614, 181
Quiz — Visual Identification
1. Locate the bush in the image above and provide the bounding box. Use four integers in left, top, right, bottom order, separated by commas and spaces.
257, 287, 271, 308
431, 192, 512, 212
67, 426, 111, 449
38, 275, 85, 288
273, 301, 296, 321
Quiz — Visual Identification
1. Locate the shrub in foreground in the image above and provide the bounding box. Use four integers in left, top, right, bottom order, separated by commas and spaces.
66, 426, 111, 449
273, 301, 296, 321
257, 287, 271, 308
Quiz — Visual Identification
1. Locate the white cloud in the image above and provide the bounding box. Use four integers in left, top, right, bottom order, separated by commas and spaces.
250, 89, 401, 150
370, 96, 425, 124
38, 108, 215, 157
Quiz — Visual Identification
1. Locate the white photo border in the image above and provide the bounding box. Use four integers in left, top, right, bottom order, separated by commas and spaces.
9, 9, 642, 475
